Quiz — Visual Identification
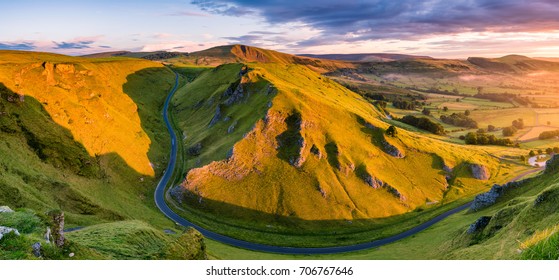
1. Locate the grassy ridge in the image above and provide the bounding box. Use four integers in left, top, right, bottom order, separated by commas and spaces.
0, 51, 177, 229
169, 61, 525, 247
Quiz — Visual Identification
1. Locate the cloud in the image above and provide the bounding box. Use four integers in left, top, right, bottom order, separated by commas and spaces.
0, 41, 35, 50
192, 0, 559, 45
166, 11, 210, 17
53, 40, 95, 49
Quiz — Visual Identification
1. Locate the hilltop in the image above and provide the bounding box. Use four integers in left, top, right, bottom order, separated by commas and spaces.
0, 50, 206, 259
166, 45, 527, 247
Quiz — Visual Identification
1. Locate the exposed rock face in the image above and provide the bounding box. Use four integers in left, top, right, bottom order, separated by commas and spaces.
356, 168, 405, 201
32, 242, 42, 258
470, 181, 523, 211
470, 164, 490, 180
0, 226, 20, 240
208, 105, 222, 127
188, 143, 203, 156
0, 206, 14, 213
48, 210, 65, 248
545, 155, 559, 174
170, 185, 185, 204
380, 136, 404, 158
222, 81, 245, 106
227, 120, 237, 134
467, 216, 492, 234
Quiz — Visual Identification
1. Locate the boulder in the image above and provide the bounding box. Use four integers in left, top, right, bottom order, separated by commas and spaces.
471, 164, 490, 180
0, 226, 20, 240
32, 242, 42, 258
467, 216, 492, 234
0, 206, 14, 213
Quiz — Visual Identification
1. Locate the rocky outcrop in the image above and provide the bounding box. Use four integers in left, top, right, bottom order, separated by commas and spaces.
227, 120, 237, 134
0, 226, 20, 240
170, 185, 185, 204
356, 167, 405, 201
208, 105, 222, 127
188, 143, 203, 156
380, 136, 404, 158
545, 154, 559, 174
48, 210, 65, 248
470, 164, 490, 180
470, 181, 523, 211
32, 242, 42, 258
467, 216, 492, 234
222, 81, 245, 106
384, 184, 406, 201
0, 206, 14, 213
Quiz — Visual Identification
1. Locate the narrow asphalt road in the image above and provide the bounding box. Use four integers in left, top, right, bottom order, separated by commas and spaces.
154, 72, 544, 255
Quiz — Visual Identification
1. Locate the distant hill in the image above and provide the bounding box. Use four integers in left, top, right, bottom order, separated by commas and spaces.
83, 50, 186, 60
298, 53, 432, 62
468, 55, 559, 73
168, 44, 354, 73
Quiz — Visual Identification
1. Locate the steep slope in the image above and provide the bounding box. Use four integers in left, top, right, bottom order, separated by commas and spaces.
0, 50, 174, 227
170, 60, 517, 243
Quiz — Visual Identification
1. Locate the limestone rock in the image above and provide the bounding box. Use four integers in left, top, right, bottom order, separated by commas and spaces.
467, 216, 492, 234
471, 164, 490, 180
470, 181, 523, 211
380, 137, 404, 158
545, 154, 559, 174
0, 226, 20, 240
32, 242, 42, 258
0, 206, 14, 213
188, 142, 203, 156
48, 210, 65, 248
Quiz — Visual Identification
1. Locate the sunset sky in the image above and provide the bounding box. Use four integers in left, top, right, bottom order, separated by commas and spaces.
1, 0, 559, 58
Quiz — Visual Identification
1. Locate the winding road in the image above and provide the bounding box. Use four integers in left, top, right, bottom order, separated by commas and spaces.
154, 72, 544, 255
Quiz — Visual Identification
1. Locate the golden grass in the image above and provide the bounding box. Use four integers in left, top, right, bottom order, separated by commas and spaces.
177, 62, 508, 223
0, 52, 173, 176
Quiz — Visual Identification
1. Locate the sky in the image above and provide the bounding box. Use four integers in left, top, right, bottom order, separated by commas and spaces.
1, 0, 559, 58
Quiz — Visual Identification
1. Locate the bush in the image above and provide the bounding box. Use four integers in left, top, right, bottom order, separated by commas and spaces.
539, 130, 559, 140
464, 132, 512, 146
440, 113, 478, 128
399, 115, 445, 135
502, 126, 517, 137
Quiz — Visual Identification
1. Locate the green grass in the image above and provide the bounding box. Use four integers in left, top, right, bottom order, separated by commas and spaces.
203, 169, 559, 259
66, 220, 172, 259
168, 62, 525, 248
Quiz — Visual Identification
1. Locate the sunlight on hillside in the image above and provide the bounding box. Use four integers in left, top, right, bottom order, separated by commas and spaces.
0, 52, 172, 176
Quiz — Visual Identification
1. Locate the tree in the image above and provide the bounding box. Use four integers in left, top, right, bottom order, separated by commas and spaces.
443, 106, 449, 112
456, 98, 461, 102
520, 155, 526, 162
512, 118, 524, 129
546, 148, 554, 155
465, 110, 471, 116
488, 125, 496, 132
538, 149, 543, 155
548, 121, 551, 126
554, 147, 559, 154
386, 125, 397, 137
529, 150, 536, 157
502, 126, 517, 137
422, 108, 431, 116
477, 86, 484, 94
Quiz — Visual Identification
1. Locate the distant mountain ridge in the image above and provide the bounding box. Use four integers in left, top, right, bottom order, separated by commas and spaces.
298, 53, 432, 62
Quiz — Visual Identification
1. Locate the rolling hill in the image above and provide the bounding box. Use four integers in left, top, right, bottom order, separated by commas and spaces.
167, 45, 526, 246
0, 50, 205, 259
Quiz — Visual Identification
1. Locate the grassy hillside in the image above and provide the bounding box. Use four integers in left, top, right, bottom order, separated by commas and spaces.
169, 59, 525, 247
0, 50, 211, 260
165, 45, 353, 73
